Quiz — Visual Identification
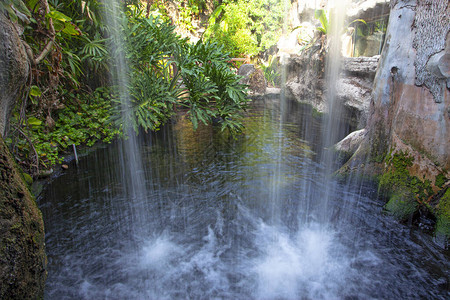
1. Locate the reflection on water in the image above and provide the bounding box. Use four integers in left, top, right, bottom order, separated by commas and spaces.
40, 98, 449, 299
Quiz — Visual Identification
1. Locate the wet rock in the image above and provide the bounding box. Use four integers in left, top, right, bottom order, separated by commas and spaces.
334, 129, 366, 162
342, 56, 379, 76
347, 0, 391, 21
284, 53, 377, 126
0, 136, 47, 299
38, 168, 54, 178
341, 0, 450, 239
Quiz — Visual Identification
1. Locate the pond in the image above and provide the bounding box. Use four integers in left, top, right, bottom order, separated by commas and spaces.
39, 97, 449, 299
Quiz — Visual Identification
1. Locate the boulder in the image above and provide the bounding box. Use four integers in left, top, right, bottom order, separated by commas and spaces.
334, 128, 366, 157
238, 64, 267, 94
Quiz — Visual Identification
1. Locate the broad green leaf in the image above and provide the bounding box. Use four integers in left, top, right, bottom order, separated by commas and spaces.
53, 20, 65, 31
62, 22, 81, 35
27, 0, 40, 10
28, 117, 42, 126
47, 10, 71, 22
30, 85, 42, 97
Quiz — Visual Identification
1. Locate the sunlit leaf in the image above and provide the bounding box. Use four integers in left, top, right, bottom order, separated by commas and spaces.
27, 116, 42, 127
62, 22, 81, 35
47, 10, 72, 22
30, 85, 42, 97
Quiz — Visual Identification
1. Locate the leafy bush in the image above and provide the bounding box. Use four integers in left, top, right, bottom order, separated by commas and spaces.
8, 88, 121, 172
6, 0, 250, 173
204, 0, 287, 57
116, 7, 249, 135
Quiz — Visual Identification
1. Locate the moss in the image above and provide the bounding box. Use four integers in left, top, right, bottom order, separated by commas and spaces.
379, 151, 433, 221
435, 173, 447, 188
22, 172, 33, 186
385, 192, 418, 220
311, 107, 323, 119
435, 188, 450, 237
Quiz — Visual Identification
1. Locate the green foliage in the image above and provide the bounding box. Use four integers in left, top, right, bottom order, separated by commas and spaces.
314, 9, 328, 34
0, 0, 31, 23
436, 188, 450, 238
260, 55, 280, 87
115, 7, 249, 136
176, 40, 249, 133
204, 0, 286, 57
385, 192, 418, 220
177, 0, 206, 32
435, 173, 447, 188
9, 0, 250, 172
9, 88, 121, 170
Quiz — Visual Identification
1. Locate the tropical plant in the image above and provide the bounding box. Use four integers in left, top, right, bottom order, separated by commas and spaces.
315, 9, 329, 34
260, 55, 280, 87
204, 0, 286, 57
115, 6, 249, 135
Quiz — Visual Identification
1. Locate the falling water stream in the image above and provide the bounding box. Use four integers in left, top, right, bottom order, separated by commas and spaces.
39, 1, 449, 299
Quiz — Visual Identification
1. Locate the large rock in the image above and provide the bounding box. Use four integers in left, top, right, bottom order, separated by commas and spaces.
0, 13, 47, 298
365, 0, 450, 177
347, 0, 391, 21
284, 42, 327, 111
238, 64, 267, 94
334, 128, 367, 162
0, 13, 29, 136
337, 56, 380, 126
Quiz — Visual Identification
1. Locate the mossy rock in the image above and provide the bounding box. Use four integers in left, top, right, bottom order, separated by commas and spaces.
435, 173, 447, 188
0, 136, 47, 299
385, 192, 418, 221
435, 188, 450, 238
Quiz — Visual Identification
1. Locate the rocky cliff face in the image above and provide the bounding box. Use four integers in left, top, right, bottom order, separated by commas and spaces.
364, 0, 449, 182
282, 0, 387, 128
284, 48, 378, 128
0, 12, 47, 298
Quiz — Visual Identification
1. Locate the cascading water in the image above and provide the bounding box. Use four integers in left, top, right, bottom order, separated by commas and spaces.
40, 1, 449, 299
102, 0, 148, 233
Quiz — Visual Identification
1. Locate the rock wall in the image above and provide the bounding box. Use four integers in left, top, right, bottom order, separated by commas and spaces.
364, 0, 449, 181
338, 0, 449, 237
284, 49, 378, 127
0, 12, 47, 298
0, 135, 47, 299
0, 12, 29, 136
282, 0, 386, 127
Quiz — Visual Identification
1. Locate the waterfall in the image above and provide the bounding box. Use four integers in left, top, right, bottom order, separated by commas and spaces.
102, 0, 148, 229
318, 0, 349, 225
41, 1, 450, 296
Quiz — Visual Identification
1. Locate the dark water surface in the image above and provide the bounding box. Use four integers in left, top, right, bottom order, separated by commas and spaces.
40, 98, 449, 299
